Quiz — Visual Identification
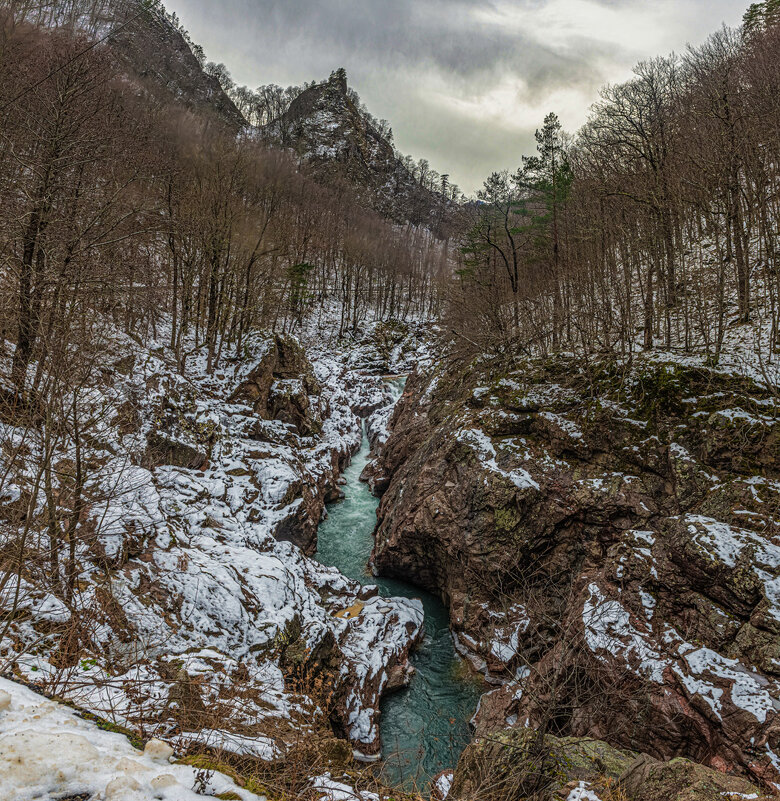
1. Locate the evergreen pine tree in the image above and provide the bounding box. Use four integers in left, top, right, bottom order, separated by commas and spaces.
744, 0, 780, 34
518, 113, 572, 346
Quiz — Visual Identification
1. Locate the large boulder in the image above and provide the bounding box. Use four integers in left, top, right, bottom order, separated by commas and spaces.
230, 334, 322, 436
619, 754, 771, 801
448, 729, 767, 801
143, 379, 217, 470
449, 729, 633, 800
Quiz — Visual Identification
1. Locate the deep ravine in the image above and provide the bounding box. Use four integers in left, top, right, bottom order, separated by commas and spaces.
315, 381, 481, 790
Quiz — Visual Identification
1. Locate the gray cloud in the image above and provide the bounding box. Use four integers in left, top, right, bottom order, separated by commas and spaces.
165, 0, 746, 193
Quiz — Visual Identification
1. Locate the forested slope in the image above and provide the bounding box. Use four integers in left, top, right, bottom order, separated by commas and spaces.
454, 9, 780, 370
0, 3, 445, 799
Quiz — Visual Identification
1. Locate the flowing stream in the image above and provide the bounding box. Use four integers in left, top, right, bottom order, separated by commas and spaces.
315, 380, 481, 790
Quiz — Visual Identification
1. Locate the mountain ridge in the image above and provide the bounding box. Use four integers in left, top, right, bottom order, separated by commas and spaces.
109, 5, 246, 131
262, 70, 451, 229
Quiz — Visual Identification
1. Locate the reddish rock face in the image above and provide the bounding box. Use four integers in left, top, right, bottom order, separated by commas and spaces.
368, 354, 780, 788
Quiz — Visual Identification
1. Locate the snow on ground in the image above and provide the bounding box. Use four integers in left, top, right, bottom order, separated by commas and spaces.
582, 583, 668, 684
0, 677, 264, 801
339, 594, 424, 748
0, 324, 423, 764
683, 515, 780, 620
311, 773, 380, 801
432, 770, 454, 799
456, 428, 540, 491
581, 574, 780, 729
566, 782, 603, 801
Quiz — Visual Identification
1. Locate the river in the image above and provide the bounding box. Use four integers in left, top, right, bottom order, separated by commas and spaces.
315, 381, 481, 790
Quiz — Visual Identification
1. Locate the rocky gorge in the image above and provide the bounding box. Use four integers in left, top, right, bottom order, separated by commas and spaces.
366, 347, 780, 798
5, 318, 780, 801
5, 2, 780, 799
0, 325, 431, 794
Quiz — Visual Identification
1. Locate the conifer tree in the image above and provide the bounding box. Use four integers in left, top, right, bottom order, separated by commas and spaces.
744, 0, 780, 34
519, 113, 572, 345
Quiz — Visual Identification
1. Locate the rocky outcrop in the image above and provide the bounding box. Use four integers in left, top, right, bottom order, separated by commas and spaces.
0, 329, 421, 767
144, 431, 208, 470
262, 72, 445, 229
230, 333, 322, 436
369, 353, 780, 788
109, 2, 246, 131
345, 320, 434, 375
140, 336, 336, 554
331, 590, 423, 758
446, 728, 768, 801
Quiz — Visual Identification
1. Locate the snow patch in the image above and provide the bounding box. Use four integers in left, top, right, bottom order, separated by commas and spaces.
457, 428, 540, 491
567, 781, 603, 801
0, 678, 264, 801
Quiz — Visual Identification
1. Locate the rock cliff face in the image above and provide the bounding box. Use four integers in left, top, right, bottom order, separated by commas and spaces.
262, 73, 444, 228
369, 352, 780, 788
109, 2, 246, 130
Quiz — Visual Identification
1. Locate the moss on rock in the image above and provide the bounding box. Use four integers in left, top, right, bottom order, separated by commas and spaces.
449, 729, 635, 801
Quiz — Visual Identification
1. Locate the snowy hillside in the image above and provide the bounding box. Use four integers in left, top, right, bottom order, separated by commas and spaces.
0, 323, 426, 785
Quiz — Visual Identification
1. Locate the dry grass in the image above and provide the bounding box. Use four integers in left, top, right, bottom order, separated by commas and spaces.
590, 776, 629, 801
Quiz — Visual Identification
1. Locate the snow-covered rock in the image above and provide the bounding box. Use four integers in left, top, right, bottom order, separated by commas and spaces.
370, 351, 780, 787
0, 327, 420, 764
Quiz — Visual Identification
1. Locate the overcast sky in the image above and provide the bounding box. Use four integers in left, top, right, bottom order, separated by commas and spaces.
164, 0, 745, 194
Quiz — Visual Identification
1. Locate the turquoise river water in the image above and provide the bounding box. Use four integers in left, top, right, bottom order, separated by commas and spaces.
315, 382, 481, 790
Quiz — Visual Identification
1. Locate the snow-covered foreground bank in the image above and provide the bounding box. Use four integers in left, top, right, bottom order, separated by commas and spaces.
0, 677, 265, 800
0, 677, 393, 801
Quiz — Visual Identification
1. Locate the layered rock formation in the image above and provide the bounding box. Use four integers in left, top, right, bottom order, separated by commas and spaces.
369, 352, 780, 789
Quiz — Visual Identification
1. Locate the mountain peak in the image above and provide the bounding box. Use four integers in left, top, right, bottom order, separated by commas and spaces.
263, 70, 447, 229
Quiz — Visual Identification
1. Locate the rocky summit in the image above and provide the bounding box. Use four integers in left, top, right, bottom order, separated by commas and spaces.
262, 71, 447, 228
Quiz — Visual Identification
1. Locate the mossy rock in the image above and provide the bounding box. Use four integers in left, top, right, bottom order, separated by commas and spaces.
733, 622, 780, 672
633, 362, 695, 418
178, 753, 268, 795
145, 431, 206, 470
450, 731, 767, 801
449, 729, 635, 801
494, 506, 521, 534
620, 755, 764, 800
319, 737, 354, 769
75, 710, 145, 751
555, 736, 637, 778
